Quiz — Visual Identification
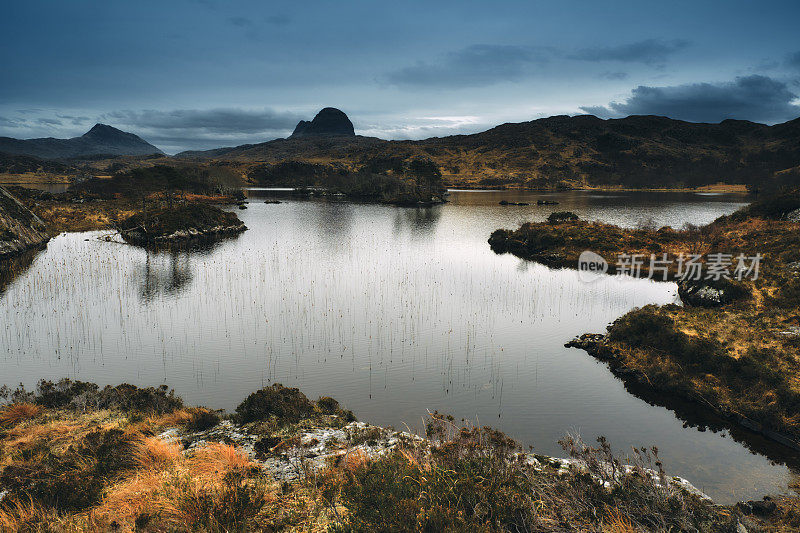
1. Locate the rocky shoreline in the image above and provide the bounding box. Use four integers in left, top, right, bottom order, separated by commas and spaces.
160, 416, 711, 500
117, 203, 247, 245
566, 332, 800, 453
0, 185, 51, 259
119, 222, 247, 245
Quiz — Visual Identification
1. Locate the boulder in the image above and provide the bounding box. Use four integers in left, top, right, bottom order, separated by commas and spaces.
677, 278, 749, 308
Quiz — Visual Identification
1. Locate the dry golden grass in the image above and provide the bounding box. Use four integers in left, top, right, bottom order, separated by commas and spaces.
88, 470, 166, 529
131, 435, 182, 473
343, 449, 373, 472
144, 407, 194, 429
603, 507, 639, 533
89, 439, 268, 531
0, 496, 81, 533
0, 403, 41, 428
188, 442, 252, 480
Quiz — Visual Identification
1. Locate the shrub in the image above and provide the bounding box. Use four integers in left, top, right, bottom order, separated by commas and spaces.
547, 211, 579, 223
235, 384, 314, 424
1, 380, 184, 414
0, 428, 138, 512
185, 408, 222, 432
317, 396, 340, 414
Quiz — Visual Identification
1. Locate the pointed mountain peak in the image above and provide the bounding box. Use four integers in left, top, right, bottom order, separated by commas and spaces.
83, 123, 128, 138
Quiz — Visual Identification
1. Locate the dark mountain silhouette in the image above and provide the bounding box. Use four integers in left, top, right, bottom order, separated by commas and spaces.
0, 124, 163, 159
291, 108, 355, 137
178, 114, 800, 190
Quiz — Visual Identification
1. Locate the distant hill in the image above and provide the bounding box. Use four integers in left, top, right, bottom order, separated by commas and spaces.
0, 124, 163, 160
0, 152, 75, 175
177, 114, 800, 190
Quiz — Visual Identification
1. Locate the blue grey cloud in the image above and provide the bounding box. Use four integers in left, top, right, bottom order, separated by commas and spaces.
383, 44, 550, 88
598, 71, 629, 80
104, 108, 300, 134
100, 108, 304, 152
787, 51, 800, 71
581, 75, 800, 124
569, 39, 690, 66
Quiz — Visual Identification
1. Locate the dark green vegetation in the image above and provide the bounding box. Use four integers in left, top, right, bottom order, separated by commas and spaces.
73, 164, 242, 199
2, 165, 245, 234
2, 383, 798, 531
118, 203, 246, 245
0, 379, 183, 414
332, 417, 731, 532
0, 153, 74, 175
235, 383, 356, 426
178, 114, 800, 190
492, 189, 800, 449
246, 157, 446, 205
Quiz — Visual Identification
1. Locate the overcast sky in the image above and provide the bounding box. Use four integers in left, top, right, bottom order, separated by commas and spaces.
2, 0, 799, 153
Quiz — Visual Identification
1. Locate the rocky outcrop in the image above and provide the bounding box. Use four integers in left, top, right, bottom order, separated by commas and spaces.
291, 108, 355, 137
118, 203, 246, 245
0, 186, 50, 259
677, 278, 749, 308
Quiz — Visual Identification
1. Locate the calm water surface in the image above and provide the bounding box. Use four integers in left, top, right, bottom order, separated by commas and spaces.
1, 190, 795, 502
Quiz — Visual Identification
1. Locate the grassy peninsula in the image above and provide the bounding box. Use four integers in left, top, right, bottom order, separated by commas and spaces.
490, 190, 800, 449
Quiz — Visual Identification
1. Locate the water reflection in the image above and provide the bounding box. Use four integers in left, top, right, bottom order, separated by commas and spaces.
137, 250, 194, 301
393, 206, 442, 236
4, 189, 790, 503
0, 248, 42, 296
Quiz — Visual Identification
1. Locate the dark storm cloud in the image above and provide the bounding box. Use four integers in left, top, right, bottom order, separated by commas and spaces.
36, 117, 62, 126
569, 39, 690, 66
104, 108, 300, 134
99, 108, 304, 153
581, 75, 800, 124
383, 44, 550, 88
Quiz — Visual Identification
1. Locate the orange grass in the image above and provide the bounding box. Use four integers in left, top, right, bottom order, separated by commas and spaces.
0, 403, 41, 428
188, 442, 252, 479
603, 507, 639, 533
131, 436, 182, 472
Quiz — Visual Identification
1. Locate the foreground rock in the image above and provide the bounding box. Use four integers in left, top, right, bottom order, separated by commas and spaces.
118, 203, 246, 245
0, 185, 50, 259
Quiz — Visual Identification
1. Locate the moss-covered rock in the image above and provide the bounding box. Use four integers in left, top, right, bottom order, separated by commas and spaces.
119, 203, 246, 245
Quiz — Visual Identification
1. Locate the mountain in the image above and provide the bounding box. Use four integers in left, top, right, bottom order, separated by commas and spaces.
291, 107, 355, 137
0, 124, 163, 159
177, 114, 800, 190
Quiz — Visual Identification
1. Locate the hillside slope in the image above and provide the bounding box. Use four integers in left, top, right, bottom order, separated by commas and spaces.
178, 114, 800, 189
